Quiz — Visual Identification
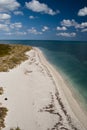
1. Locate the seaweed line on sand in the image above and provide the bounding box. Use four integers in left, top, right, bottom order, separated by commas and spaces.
37, 49, 79, 130
39, 92, 79, 130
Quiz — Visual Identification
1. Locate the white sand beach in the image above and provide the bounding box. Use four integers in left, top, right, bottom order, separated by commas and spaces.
0, 47, 87, 130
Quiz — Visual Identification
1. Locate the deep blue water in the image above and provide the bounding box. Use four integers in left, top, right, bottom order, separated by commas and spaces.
0, 40, 87, 108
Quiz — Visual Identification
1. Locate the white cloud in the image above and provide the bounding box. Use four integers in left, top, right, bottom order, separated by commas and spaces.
81, 22, 87, 28
42, 26, 49, 32
61, 19, 87, 29
10, 22, 22, 29
0, 13, 11, 20
5, 31, 27, 35
56, 32, 76, 37
56, 26, 67, 31
0, 24, 9, 31
5, 32, 12, 35
25, 0, 59, 15
29, 15, 38, 19
0, 0, 20, 12
0, 22, 23, 32
29, 15, 35, 19
28, 27, 42, 35
14, 11, 24, 15
61, 19, 78, 27
81, 28, 87, 32
76, 22, 87, 29
15, 31, 27, 35
78, 7, 87, 16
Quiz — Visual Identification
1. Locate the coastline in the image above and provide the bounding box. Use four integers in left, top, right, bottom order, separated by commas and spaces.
0, 46, 87, 130
35, 47, 87, 129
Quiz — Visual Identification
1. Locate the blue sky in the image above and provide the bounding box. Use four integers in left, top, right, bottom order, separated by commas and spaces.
0, 0, 87, 40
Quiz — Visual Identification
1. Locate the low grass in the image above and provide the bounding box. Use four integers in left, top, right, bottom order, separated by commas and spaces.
0, 87, 8, 129
0, 87, 4, 95
0, 107, 8, 129
0, 44, 11, 57
0, 44, 32, 72
10, 126, 21, 130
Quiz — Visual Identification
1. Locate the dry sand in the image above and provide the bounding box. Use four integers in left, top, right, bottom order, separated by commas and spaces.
0, 47, 87, 130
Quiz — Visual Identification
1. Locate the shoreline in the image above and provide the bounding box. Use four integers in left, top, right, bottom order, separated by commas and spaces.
40, 47, 87, 114
35, 47, 87, 129
0, 46, 87, 130
59, 71, 87, 115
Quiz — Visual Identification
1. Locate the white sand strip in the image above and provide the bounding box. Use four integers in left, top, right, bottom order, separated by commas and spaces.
35, 47, 87, 129
0, 47, 86, 130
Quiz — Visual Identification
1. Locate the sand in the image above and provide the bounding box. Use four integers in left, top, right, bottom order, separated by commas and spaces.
0, 47, 87, 130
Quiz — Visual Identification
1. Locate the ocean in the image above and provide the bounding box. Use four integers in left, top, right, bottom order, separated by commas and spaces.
0, 40, 87, 110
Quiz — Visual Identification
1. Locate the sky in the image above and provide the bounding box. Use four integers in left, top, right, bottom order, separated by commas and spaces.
0, 0, 87, 40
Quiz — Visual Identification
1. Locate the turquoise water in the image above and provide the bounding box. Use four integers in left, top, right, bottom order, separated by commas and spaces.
0, 40, 87, 108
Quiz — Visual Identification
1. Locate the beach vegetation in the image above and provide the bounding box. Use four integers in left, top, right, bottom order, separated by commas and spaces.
0, 44, 32, 72
0, 107, 8, 129
0, 44, 11, 57
0, 87, 4, 95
